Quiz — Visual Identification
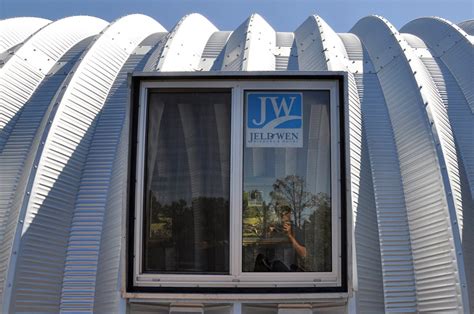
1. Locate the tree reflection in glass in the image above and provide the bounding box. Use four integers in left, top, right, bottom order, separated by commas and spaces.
243, 90, 332, 273
143, 90, 231, 274
243, 176, 331, 272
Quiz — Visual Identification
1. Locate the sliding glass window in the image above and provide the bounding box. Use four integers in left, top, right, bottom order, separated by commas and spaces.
242, 91, 332, 273
143, 89, 231, 274
131, 78, 345, 290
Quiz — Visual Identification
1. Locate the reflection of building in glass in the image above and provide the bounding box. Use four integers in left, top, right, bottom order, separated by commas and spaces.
147, 92, 231, 204
243, 174, 332, 272
145, 91, 231, 273
248, 190, 264, 207
243, 91, 333, 273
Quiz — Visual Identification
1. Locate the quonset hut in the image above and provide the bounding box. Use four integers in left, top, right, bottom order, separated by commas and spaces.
0, 13, 473, 314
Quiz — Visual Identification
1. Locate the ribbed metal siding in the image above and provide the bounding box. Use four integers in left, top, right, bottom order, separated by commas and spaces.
401, 33, 463, 233
352, 16, 465, 312
0, 17, 50, 54
437, 39, 474, 115
220, 18, 249, 71
141, 32, 168, 72
420, 54, 474, 312
0, 16, 108, 309
198, 31, 232, 71
0, 13, 472, 314
315, 21, 378, 313
94, 39, 169, 311
60, 34, 163, 312
381, 57, 461, 313
402, 18, 474, 115
0, 16, 107, 151
0, 56, 44, 148
401, 30, 471, 311
59, 58, 134, 312
458, 20, 474, 35
221, 14, 276, 71
399, 28, 474, 309
295, 17, 381, 313
340, 31, 417, 312
0, 37, 93, 309
356, 72, 417, 312
353, 138, 385, 313
402, 18, 474, 198
274, 32, 295, 71
399, 38, 468, 310
8, 15, 164, 313
294, 16, 328, 71
93, 107, 129, 313
145, 14, 216, 72
243, 14, 275, 71
338, 34, 363, 61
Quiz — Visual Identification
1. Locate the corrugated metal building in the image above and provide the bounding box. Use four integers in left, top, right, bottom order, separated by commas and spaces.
0, 13, 472, 313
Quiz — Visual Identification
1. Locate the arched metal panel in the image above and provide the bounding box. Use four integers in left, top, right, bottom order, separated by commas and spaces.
401, 30, 474, 313
61, 33, 166, 313
93, 33, 166, 313
458, 19, 474, 35
0, 37, 94, 311
198, 31, 232, 71
222, 14, 276, 198
218, 17, 248, 71
401, 18, 474, 200
397, 29, 474, 308
221, 14, 276, 71
0, 16, 108, 151
275, 32, 296, 70
144, 13, 216, 72
401, 18, 473, 114
0, 16, 107, 311
352, 15, 468, 312
294, 16, 328, 71
339, 31, 417, 313
4, 15, 164, 313
0, 17, 50, 54
243, 14, 275, 71
417, 48, 474, 314
0, 12, 471, 314
296, 15, 385, 313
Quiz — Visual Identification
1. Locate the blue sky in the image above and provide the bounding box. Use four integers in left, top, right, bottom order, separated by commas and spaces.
1, 0, 472, 32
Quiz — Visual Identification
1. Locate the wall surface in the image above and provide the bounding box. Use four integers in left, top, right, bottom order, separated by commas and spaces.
0, 13, 472, 313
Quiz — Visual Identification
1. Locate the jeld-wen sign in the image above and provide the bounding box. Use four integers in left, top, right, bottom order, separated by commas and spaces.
246, 92, 303, 148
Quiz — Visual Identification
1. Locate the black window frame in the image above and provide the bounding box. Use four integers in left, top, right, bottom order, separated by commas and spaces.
126, 72, 350, 295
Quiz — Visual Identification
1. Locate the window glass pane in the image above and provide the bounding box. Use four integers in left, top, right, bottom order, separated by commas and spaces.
144, 90, 231, 274
243, 90, 332, 272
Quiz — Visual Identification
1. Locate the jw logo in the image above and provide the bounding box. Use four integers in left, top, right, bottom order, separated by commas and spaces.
246, 92, 303, 148
247, 93, 302, 130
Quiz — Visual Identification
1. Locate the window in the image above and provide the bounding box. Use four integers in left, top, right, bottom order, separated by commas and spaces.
129, 75, 347, 292
242, 90, 332, 273
143, 90, 231, 274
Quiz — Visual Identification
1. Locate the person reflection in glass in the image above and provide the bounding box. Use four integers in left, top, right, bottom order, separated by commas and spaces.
279, 206, 307, 259
255, 205, 307, 272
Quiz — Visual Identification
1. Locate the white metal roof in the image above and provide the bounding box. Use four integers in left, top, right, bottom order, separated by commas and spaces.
0, 13, 472, 313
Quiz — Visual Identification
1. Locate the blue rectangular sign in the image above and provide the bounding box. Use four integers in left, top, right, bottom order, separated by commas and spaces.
246, 92, 303, 147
